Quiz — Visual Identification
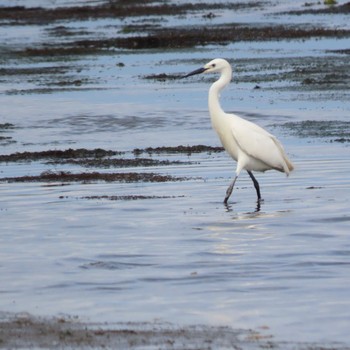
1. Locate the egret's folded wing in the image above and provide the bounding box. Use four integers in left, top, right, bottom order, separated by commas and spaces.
230, 124, 291, 173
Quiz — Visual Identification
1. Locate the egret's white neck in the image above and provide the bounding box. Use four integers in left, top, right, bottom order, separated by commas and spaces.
208, 66, 232, 119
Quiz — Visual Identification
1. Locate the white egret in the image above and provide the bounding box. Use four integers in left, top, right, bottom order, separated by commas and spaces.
184, 58, 294, 204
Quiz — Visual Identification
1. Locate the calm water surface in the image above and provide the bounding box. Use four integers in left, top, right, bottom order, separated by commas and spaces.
1, 0, 350, 345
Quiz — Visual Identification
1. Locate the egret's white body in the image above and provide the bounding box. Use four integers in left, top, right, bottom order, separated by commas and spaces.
184, 58, 294, 204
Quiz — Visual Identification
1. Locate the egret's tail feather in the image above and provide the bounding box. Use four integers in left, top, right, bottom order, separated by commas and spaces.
284, 156, 294, 176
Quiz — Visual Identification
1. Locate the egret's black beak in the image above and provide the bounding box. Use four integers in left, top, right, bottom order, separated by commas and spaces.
182, 67, 208, 78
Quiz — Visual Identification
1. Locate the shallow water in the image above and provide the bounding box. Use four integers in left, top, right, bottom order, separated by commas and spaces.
1, 0, 350, 346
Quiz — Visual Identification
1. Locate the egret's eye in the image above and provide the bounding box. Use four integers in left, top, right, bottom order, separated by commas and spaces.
212, 64, 216, 68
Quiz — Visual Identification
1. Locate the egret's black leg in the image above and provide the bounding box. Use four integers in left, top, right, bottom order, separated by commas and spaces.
247, 170, 261, 201
224, 175, 238, 204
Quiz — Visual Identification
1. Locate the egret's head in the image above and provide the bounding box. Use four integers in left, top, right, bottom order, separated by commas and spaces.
203, 58, 229, 73
183, 58, 230, 78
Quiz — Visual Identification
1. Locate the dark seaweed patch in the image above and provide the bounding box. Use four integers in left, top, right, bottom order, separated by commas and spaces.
0, 123, 16, 145
0, 123, 15, 130
0, 66, 70, 76
0, 147, 195, 168
0, 171, 186, 183
142, 73, 180, 81
327, 49, 350, 55
0, 148, 120, 163
280, 120, 350, 142
0, 146, 207, 184
12, 26, 349, 59
78, 195, 184, 201
70, 25, 350, 51
0, 3, 264, 25
284, 2, 350, 15
10, 26, 350, 58
48, 158, 189, 168
133, 145, 224, 155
